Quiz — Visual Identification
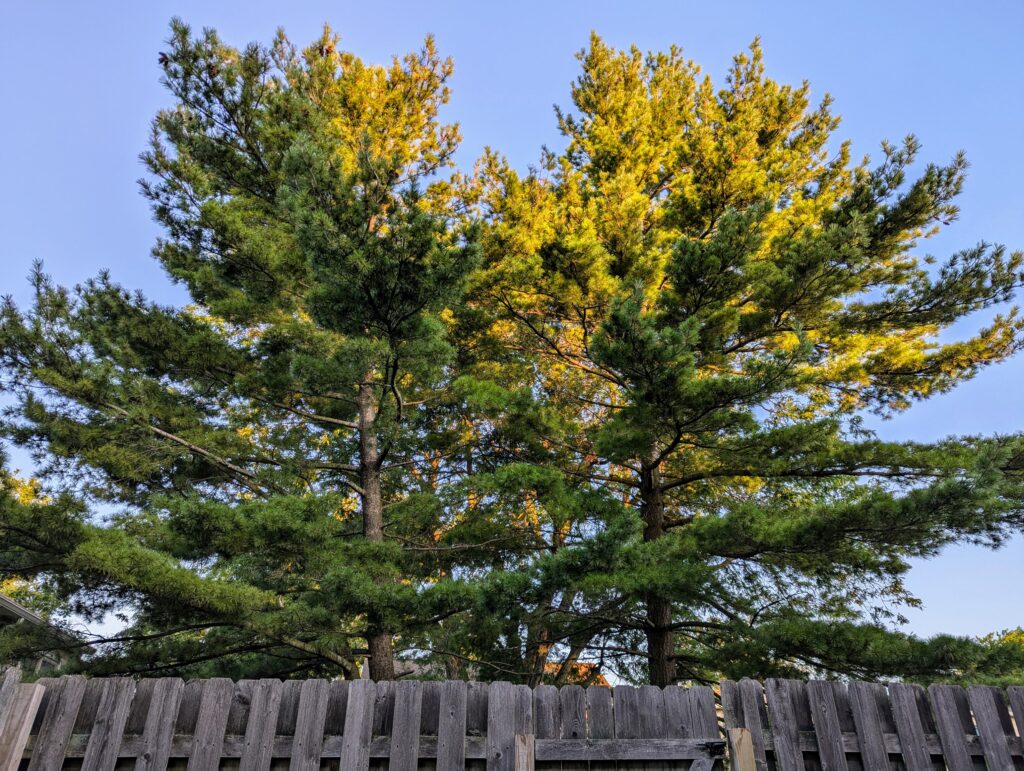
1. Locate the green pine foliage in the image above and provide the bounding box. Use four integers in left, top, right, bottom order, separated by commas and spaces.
1, 23, 1023, 686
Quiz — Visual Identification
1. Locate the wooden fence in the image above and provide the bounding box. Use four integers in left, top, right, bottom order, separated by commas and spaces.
1, 667, 1023, 769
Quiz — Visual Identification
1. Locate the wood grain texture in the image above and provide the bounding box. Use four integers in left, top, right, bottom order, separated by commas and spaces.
487, 682, 518, 771
339, 679, 375, 771
888, 683, 933, 771
290, 678, 329, 771
806, 680, 849, 771
0, 683, 43, 771
187, 677, 234, 771
436, 679, 467, 771
586, 686, 615, 771
514, 733, 535, 771
613, 685, 643, 771
136, 677, 185, 771
729, 728, 757, 771
739, 678, 771, 771
0, 669, 19, 739
765, 679, 801, 771
27, 675, 86, 771
532, 738, 726, 761
847, 682, 889, 771
559, 685, 587, 771
239, 679, 283, 770
531, 685, 559, 741
81, 677, 136, 771
965, 685, 1013, 771
389, 680, 424, 771
928, 684, 975, 771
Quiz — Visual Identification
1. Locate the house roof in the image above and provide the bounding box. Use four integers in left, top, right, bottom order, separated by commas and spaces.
0, 593, 46, 626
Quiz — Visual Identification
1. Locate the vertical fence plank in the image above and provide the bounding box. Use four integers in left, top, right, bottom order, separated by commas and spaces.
0, 668, 24, 771
369, 681, 395, 771
663, 687, 691, 740
486, 682, 517, 771
226, 678, 254, 742
419, 681, 442, 771
187, 677, 234, 771
339, 679, 375, 771
467, 682, 489, 771
0, 683, 44, 771
324, 679, 350, 750
532, 685, 559, 771
765, 679, 803, 771
927, 684, 975, 771
639, 686, 669, 771
290, 678, 330, 771
532, 685, 559, 740
436, 680, 467, 771
559, 685, 587, 771
175, 679, 205, 737
729, 728, 758, 771
1007, 686, 1024, 739
0, 669, 20, 735
690, 687, 719, 739
136, 677, 185, 771
613, 685, 642, 771
827, 683, 862, 771
486, 683, 531, 771
663, 686, 695, 771
847, 682, 889, 771
389, 681, 424, 771
806, 681, 849, 771
240, 679, 284, 771
966, 685, 1014, 771
81, 677, 136, 771
28, 674, 86, 770
513, 686, 533, 757
587, 687, 614, 771
741, 679, 772, 771
888, 684, 932, 771
514, 733, 535, 771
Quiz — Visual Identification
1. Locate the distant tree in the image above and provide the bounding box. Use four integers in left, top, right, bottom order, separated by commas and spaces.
465, 35, 1024, 685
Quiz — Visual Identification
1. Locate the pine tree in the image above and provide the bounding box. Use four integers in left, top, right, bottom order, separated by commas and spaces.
0, 21, 480, 679
2, 26, 1023, 688
466, 36, 1024, 685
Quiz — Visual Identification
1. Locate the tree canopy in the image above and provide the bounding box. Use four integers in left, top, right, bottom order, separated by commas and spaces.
1, 21, 1023, 686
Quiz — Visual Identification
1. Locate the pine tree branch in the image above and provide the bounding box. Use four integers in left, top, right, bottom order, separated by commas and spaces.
101, 402, 273, 495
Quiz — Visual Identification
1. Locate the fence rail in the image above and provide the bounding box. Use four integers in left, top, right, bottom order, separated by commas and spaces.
0, 667, 1022, 769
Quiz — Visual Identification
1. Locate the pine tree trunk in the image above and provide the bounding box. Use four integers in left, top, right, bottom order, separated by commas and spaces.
358, 378, 396, 681
640, 452, 675, 687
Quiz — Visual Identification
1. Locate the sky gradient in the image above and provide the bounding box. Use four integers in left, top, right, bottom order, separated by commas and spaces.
2, 0, 1022, 639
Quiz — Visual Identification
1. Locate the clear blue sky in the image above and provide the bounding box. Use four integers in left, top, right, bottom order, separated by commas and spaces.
2, 0, 1022, 639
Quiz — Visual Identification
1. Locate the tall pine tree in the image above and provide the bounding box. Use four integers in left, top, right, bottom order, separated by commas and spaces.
1, 21, 480, 679
465, 36, 1024, 685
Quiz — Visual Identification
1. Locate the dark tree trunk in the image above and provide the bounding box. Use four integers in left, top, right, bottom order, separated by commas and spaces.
358, 378, 396, 681
640, 451, 675, 687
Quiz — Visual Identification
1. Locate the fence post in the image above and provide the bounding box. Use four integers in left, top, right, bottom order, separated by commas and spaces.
728, 727, 757, 771
514, 733, 535, 771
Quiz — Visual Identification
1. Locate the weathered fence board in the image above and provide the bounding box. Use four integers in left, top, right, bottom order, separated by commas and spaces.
4, 668, 1024, 769
0, 669, 44, 771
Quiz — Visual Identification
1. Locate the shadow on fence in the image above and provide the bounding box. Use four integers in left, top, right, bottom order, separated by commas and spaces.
0, 667, 1022, 769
